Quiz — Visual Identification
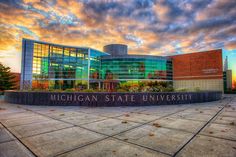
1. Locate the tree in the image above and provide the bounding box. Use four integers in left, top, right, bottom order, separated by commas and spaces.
0, 63, 16, 91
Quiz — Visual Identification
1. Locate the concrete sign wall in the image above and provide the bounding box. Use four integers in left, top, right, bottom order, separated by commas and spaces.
4, 91, 222, 106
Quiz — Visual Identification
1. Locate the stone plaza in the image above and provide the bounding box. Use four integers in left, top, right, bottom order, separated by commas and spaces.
0, 95, 236, 157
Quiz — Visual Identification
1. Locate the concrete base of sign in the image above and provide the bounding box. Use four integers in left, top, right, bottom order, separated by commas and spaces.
4, 91, 222, 106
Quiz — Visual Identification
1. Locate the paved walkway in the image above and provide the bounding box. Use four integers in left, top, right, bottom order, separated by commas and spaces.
0, 95, 236, 157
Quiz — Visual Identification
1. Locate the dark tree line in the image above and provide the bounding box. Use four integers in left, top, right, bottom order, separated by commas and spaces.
0, 63, 16, 92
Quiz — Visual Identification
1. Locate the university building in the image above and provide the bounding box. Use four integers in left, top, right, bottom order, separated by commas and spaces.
20, 38, 223, 91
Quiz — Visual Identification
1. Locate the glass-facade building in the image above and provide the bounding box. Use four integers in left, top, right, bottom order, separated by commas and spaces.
21, 39, 172, 90
21, 39, 108, 90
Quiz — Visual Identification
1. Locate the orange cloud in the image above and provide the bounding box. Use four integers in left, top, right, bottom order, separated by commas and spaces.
153, 2, 169, 22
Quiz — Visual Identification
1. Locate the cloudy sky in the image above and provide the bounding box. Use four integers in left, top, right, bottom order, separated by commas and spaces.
0, 0, 236, 86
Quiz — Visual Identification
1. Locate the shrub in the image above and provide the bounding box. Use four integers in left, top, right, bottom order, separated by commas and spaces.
95, 89, 107, 92
152, 86, 161, 92
48, 89, 63, 92
138, 81, 146, 88
64, 88, 76, 92
141, 86, 151, 92
119, 83, 130, 91
194, 87, 201, 92
129, 86, 139, 92
164, 87, 174, 92
117, 89, 127, 92
80, 89, 95, 92
31, 88, 43, 92
175, 88, 188, 92
75, 83, 87, 90
158, 81, 168, 88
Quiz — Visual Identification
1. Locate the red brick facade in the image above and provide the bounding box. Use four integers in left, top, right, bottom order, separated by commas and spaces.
171, 49, 223, 80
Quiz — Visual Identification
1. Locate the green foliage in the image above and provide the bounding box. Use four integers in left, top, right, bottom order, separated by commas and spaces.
64, 88, 76, 92
48, 89, 63, 92
116, 89, 127, 92
80, 89, 95, 92
175, 88, 188, 92
138, 81, 146, 88
117, 81, 174, 93
76, 83, 87, 90
95, 89, 107, 92
140, 86, 152, 92
119, 82, 132, 91
164, 86, 174, 92
31, 88, 44, 92
152, 86, 162, 92
129, 86, 139, 92
0, 63, 16, 91
194, 87, 201, 92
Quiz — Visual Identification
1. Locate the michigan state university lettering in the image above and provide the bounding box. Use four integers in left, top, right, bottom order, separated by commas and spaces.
142, 94, 191, 101
50, 94, 98, 102
50, 93, 192, 105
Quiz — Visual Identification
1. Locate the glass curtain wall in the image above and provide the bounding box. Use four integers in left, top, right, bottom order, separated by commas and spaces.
101, 57, 173, 81
89, 49, 103, 89
32, 42, 96, 90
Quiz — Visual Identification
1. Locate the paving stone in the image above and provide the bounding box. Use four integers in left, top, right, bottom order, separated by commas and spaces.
117, 112, 161, 123
42, 111, 86, 119
78, 107, 142, 114
170, 112, 213, 122
19, 106, 52, 111
224, 106, 236, 112
0, 140, 35, 157
0, 124, 15, 143
130, 106, 181, 116
194, 105, 223, 111
220, 111, 236, 118
183, 108, 218, 115
136, 110, 174, 116
0, 107, 26, 115
150, 117, 205, 133
82, 118, 141, 135
35, 108, 76, 115
115, 125, 193, 155
113, 107, 145, 113
92, 111, 126, 118
58, 138, 168, 157
176, 135, 236, 157
136, 107, 184, 116
60, 114, 107, 125
23, 106, 80, 112
0, 111, 38, 121
213, 115, 236, 125
1, 115, 52, 127
200, 123, 236, 140
8, 120, 73, 138
21, 127, 106, 157
76, 108, 105, 114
